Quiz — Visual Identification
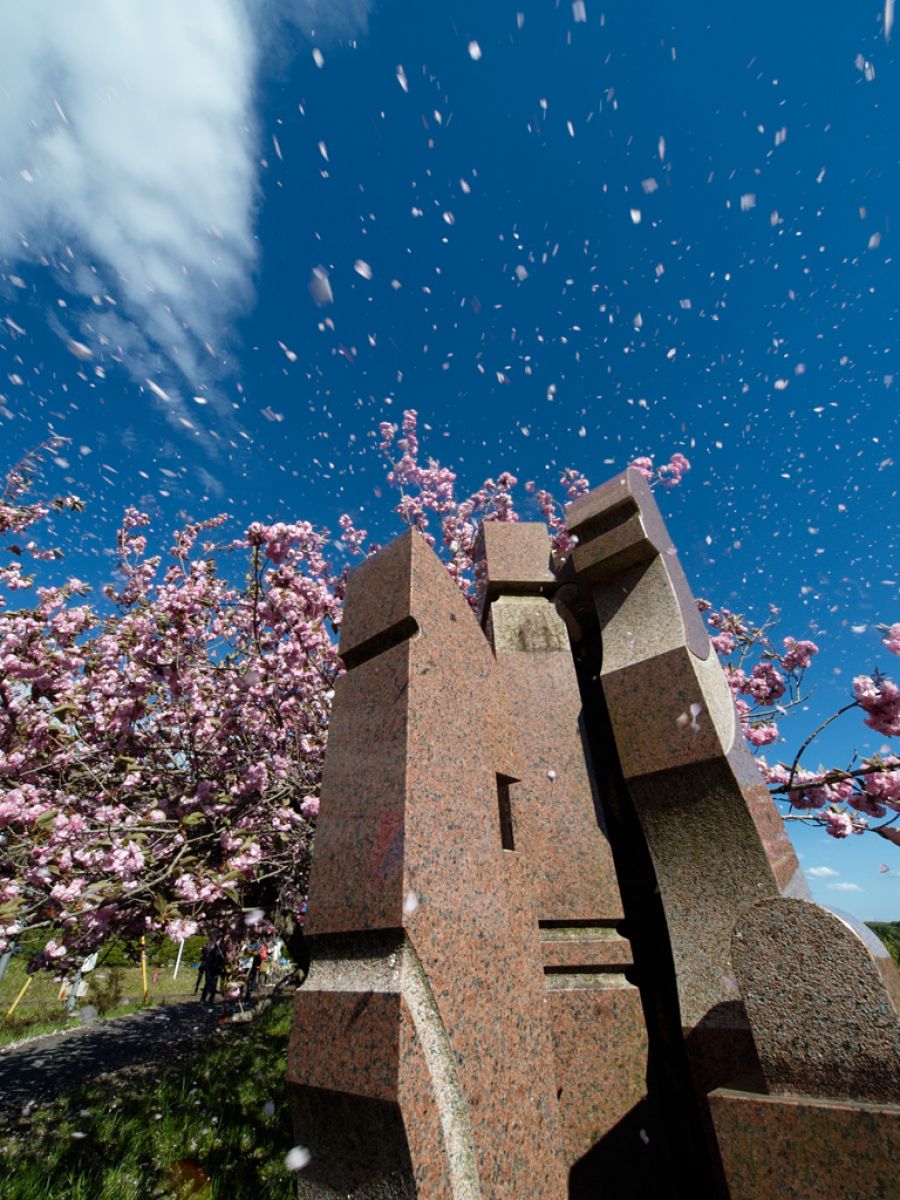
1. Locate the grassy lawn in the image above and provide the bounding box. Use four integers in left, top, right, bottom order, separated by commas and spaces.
0, 998, 297, 1199
0, 955, 204, 1046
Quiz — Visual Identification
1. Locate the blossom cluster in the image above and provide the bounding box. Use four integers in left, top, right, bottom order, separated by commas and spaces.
379, 411, 686, 589
380, 410, 524, 595
698, 601, 817, 750
701, 596, 900, 841
627, 451, 692, 490
1, 465, 342, 966
759, 756, 900, 838
853, 673, 900, 738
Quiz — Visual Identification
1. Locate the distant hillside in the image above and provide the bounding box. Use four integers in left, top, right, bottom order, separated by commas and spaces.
867, 921, 900, 967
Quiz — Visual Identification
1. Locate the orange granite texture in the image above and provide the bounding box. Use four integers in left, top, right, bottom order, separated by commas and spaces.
729, 898, 900, 1105
708, 1086, 900, 1200
478, 521, 648, 1164
288, 524, 654, 1197
705, 898, 900, 1199
288, 530, 569, 1198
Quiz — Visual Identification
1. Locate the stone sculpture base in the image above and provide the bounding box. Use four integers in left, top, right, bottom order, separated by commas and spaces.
709, 1081, 900, 1200
290, 1085, 416, 1198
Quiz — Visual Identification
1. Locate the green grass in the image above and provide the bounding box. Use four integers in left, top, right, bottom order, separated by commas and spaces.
0, 958, 208, 1047
0, 998, 297, 1199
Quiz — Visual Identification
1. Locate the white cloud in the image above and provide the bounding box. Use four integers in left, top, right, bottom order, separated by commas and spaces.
263, 0, 372, 39
0, 0, 368, 428
807, 866, 839, 878
827, 881, 863, 893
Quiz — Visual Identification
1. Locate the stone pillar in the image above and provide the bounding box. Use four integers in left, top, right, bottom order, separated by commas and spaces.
478, 522, 649, 1176
287, 530, 568, 1198
566, 467, 809, 1098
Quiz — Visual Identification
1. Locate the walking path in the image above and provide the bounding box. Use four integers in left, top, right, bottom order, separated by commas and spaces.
0, 997, 243, 1118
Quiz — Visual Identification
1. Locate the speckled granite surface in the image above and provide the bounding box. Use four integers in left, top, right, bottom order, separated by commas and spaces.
288, 530, 568, 1198
708, 1084, 900, 1200
729, 897, 900, 1105
566, 469, 710, 662
480, 525, 649, 1164
570, 469, 807, 1071
475, 519, 556, 615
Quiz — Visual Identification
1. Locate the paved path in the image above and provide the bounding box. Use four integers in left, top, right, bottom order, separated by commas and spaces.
0, 997, 243, 1118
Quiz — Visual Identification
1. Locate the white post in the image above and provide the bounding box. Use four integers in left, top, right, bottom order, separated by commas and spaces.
172, 939, 185, 980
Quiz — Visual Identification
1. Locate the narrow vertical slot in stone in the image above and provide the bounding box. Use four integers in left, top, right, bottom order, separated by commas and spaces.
496, 774, 517, 851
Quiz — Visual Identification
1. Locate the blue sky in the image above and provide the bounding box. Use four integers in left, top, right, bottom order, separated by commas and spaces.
1, 1, 898, 919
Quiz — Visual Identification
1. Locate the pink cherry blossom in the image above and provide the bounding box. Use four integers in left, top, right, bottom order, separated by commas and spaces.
710, 631, 735, 656
742, 662, 786, 706
657, 452, 692, 488
703, 590, 900, 840
858, 757, 900, 813
782, 636, 819, 672
627, 455, 655, 481
881, 623, 900, 656
627, 453, 691, 489
854, 674, 900, 737
743, 721, 780, 748
2, 455, 338, 965
825, 811, 856, 839
165, 917, 199, 942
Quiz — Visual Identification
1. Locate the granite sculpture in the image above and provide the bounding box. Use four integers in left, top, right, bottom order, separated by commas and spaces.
288, 531, 570, 1198
287, 467, 900, 1200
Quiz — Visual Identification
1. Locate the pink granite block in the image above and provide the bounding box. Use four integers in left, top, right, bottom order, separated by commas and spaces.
547, 986, 649, 1162
290, 988, 402, 1102
475, 521, 556, 615
289, 530, 570, 1198
729, 898, 900, 1105
566, 468, 710, 660
709, 1084, 900, 1200
481, 525, 649, 1172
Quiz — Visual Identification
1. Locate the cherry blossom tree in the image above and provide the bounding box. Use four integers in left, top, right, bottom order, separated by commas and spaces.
697, 601, 900, 844
1, 442, 342, 968
3, 422, 897, 973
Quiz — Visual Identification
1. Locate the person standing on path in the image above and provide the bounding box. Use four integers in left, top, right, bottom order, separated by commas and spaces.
244, 945, 262, 999
200, 940, 225, 1004
65, 951, 99, 1014
194, 940, 212, 995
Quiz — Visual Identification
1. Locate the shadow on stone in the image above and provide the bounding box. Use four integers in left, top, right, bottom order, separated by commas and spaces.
290, 1085, 415, 1199
568, 1096, 661, 1199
